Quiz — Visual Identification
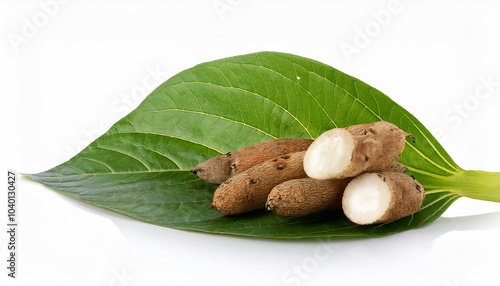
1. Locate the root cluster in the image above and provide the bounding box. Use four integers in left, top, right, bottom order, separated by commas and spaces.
192, 121, 425, 225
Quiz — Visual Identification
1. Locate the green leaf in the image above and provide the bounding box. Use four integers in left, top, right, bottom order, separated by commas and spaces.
27, 51, 500, 239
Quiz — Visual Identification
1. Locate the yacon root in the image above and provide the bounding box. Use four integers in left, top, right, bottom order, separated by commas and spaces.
303, 121, 409, 180
266, 162, 407, 218
210, 151, 308, 215
191, 138, 313, 184
266, 178, 351, 217
342, 171, 425, 225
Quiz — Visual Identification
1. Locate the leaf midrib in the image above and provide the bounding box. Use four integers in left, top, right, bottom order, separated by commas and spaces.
28, 169, 191, 179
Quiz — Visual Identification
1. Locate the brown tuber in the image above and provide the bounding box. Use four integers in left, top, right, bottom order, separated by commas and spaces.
191, 138, 313, 184
194, 120, 424, 226
303, 121, 409, 180
342, 171, 425, 225
266, 178, 352, 217
210, 151, 308, 215
266, 162, 407, 218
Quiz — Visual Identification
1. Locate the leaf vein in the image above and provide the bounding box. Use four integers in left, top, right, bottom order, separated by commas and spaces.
95, 146, 151, 171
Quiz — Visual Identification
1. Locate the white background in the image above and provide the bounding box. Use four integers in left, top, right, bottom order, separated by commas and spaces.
2, 1, 500, 285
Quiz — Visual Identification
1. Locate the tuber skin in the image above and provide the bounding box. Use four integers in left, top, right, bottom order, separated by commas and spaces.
210, 151, 308, 215
266, 178, 352, 217
266, 162, 406, 218
383, 162, 407, 173
191, 138, 313, 184
342, 171, 425, 225
304, 121, 410, 180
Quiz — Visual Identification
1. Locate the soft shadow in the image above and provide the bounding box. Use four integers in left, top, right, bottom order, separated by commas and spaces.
27, 177, 500, 268
49, 183, 500, 243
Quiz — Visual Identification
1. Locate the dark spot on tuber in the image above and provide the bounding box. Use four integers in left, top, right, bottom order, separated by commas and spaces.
277, 165, 285, 170
408, 135, 416, 144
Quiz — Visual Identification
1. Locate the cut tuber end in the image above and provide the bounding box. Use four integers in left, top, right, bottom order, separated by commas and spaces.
342, 172, 424, 225
342, 173, 391, 225
304, 128, 354, 179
